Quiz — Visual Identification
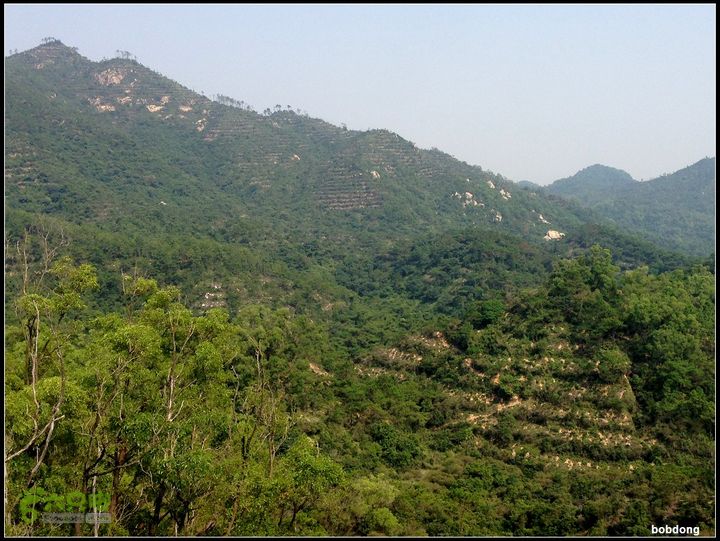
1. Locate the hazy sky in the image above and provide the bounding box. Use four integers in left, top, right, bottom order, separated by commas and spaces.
5, 4, 716, 184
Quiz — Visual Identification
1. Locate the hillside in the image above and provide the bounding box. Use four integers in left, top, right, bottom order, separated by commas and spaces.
545, 159, 716, 256
5, 41, 666, 252
4, 40, 715, 537
5, 244, 714, 536
6, 41, 700, 311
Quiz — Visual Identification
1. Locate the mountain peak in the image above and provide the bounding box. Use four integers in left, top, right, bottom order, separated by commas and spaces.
9, 38, 86, 70
546, 164, 636, 197
573, 164, 635, 182
31, 38, 80, 55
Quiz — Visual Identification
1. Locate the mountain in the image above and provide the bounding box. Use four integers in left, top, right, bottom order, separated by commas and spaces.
6, 41, 698, 307
7, 40, 540, 243
546, 160, 716, 256
515, 179, 543, 190
545, 164, 636, 201
4, 41, 714, 537
4, 42, 671, 252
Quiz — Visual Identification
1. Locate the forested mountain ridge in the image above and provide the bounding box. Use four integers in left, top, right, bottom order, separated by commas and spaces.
6, 40, 664, 250
545, 159, 716, 256
4, 40, 715, 537
6, 40, 700, 312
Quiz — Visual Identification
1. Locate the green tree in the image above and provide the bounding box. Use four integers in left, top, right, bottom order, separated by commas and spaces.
547, 245, 622, 345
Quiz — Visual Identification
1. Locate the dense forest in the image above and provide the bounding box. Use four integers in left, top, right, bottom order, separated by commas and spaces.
4, 40, 716, 537
5, 233, 715, 535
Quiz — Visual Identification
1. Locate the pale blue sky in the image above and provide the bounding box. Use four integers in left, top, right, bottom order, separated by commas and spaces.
4, 4, 716, 184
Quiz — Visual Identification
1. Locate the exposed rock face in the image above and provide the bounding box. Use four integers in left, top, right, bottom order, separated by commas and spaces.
95, 68, 128, 86
308, 362, 331, 377
146, 104, 164, 112
199, 282, 226, 310
544, 230, 566, 241
88, 97, 116, 112
452, 191, 483, 208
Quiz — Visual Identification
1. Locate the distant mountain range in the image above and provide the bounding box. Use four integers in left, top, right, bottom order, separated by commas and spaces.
544, 160, 715, 256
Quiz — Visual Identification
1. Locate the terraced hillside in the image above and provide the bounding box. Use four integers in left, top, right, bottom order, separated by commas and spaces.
4, 40, 715, 537
5, 41, 622, 247
336, 248, 714, 535
6, 41, 704, 326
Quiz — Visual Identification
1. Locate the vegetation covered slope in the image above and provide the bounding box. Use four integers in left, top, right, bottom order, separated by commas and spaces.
7, 41, 675, 255
5, 242, 714, 536
545, 159, 716, 257
6, 40, 700, 314
4, 40, 715, 537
